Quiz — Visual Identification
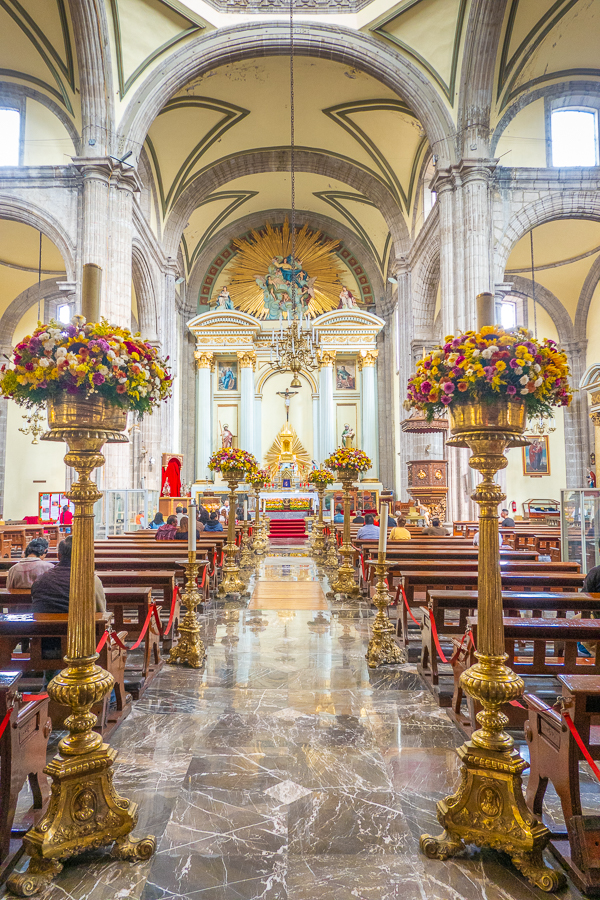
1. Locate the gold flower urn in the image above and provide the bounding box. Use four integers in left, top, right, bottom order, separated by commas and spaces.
420, 398, 564, 892
8, 395, 155, 896
218, 469, 247, 596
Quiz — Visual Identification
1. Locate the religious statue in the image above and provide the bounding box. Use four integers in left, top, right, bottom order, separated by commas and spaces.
341, 423, 355, 447
254, 256, 317, 319
216, 286, 234, 310
339, 286, 359, 309
221, 423, 233, 448
276, 387, 298, 422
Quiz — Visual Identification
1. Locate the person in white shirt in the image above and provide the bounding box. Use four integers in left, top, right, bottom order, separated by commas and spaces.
7, 538, 54, 591
473, 530, 504, 548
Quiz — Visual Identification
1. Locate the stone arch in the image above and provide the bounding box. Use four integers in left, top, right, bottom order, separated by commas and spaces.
256, 366, 318, 395
185, 207, 385, 320
411, 227, 440, 342
495, 195, 600, 283
0, 82, 80, 155
163, 148, 408, 263
0, 197, 76, 281
506, 275, 574, 344
575, 253, 600, 342
0, 278, 65, 351
117, 22, 456, 168
131, 241, 159, 341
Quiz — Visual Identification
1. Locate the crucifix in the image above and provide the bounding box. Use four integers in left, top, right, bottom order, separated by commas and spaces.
276, 387, 298, 422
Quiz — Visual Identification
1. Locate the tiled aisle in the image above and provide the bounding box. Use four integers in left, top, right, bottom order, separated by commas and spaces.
2, 555, 591, 899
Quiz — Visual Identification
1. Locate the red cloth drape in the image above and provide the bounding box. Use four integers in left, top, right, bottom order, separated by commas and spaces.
161, 457, 181, 497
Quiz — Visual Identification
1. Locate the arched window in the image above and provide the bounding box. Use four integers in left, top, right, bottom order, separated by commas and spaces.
551, 108, 598, 167
0, 108, 20, 165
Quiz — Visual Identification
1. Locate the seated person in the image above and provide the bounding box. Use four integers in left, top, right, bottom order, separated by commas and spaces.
578, 547, 600, 656
175, 505, 184, 525
32, 536, 106, 614
352, 511, 365, 524
500, 508, 516, 528
156, 515, 178, 540
149, 511, 164, 530
473, 530, 504, 547
356, 514, 380, 540
389, 517, 411, 540
198, 504, 210, 525
175, 515, 202, 541
204, 511, 224, 532
333, 505, 344, 524
7, 537, 53, 590
422, 516, 449, 536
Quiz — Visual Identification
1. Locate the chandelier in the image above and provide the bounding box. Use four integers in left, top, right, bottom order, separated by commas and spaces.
19, 406, 45, 444
268, 0, 320, 386
528, 413, 556, 436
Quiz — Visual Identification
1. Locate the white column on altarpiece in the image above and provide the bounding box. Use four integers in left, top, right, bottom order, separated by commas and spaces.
238, 350, 256, 456
319, 351, 336, 459
359, 350, 378, 478
195, 351, 213, 480
312, 393, 320, 464
254, 394, 262, 465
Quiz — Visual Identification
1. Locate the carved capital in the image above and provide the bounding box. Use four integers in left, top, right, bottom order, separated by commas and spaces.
195, 350, 214, 371
357, 350, 379, 369
591, 391, 600, 406
236, 350, 257, 369
590, 411, 600, 427
318, 350, 337, 368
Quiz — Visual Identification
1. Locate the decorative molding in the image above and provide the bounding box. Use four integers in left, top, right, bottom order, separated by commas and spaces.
194, 350, 214, 370
199, 0, 372, 9
236, 350, 256, 369
318, 350, 337, 367
357, 349, 379, 369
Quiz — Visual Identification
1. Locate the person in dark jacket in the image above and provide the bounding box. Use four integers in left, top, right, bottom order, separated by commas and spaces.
156, 515, 178, 541
175, 515, 203, 541
500, 509, 516, 528
31, 536, 106, 614
198, 504, 210, 525
204, 511, 223, 532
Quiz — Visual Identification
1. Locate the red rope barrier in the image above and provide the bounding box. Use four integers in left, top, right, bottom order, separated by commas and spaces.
401, 586, 421, 627
200, 566, 207, 588
563, 712, 600, 783
428, 611, 448, 663
162, 586, 179, 638
0, 706, 13, 740
95, 630, 110, 653
110, 603, 162, 652
21, 693, 48, 702
450, 632, 467, 665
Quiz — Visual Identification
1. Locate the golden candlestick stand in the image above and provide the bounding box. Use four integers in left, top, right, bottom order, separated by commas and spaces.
366, 551, 405, 668
420, 399, 564, 892
168, 553, 206, 668
323, 527, 340, 569
218, 473, 247, 596
252, 488, 268, 556
328, 469, 360, 599
311, 488, 327, 558
239, 519, 255, 568
8, 396, 155, 897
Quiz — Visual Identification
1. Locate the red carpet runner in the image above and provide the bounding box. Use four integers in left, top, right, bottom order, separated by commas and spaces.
269, 518, 306, 540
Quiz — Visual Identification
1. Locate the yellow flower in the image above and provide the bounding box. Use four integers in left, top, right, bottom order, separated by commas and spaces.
495, 360, 506, 372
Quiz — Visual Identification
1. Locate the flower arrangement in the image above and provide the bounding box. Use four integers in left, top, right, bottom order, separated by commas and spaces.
0, 318, 172, 416
266, 498, 284, 510
325, 448, 372, 473
247, 467, 270, 487
290, 499, 310, 510
208, 448, 257, 475
406, 326, 572, 421
308, 468, 335, 487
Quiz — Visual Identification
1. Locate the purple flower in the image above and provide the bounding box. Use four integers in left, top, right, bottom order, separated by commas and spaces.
443, 381, 455, 393
483, 366, 495, 377
456, 355, 466, 365
423, 360, 431, 369
452, 367, 461, 377
92, 372, 105, 385
452, 337, 461, 348
441, 393, 453, 405
506, 384, 517, 396
509, 358, 520, 369
420, 380, 432, 394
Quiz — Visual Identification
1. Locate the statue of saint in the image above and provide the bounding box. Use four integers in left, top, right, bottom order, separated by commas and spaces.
339, 286, 359, 309
221, 424, 234, 448
341, 423, 355, 448
216, 286, 234, 310
276, 387, 298, 422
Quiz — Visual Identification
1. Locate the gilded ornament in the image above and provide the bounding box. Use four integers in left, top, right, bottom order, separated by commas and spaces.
357, 349, 378, 369
168, 552, 206, 668
366, 551, 405, 668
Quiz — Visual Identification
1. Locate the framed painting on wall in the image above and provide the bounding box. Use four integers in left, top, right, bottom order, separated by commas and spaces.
218, 361, 238, 391
336, 361, 356, 390
522, 436, 551, 476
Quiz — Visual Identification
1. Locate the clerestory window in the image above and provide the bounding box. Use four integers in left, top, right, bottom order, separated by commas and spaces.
0, 108, 20, 165
551, 108, 598, 167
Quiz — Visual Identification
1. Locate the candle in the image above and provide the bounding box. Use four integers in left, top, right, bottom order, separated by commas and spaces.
189, 499, 197, 552
379, 502, 388, 555
243, 499, 248, 521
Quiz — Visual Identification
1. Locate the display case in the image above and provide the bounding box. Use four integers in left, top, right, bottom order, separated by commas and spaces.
93, 489, 160, 538
561, 489, 600, 573
523, 498, 560, 523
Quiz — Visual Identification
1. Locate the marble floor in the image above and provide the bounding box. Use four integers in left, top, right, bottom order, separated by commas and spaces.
3, 553, 598, 899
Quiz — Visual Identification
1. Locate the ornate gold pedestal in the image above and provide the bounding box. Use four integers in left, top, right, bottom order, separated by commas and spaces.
8, 397, 155, 897
218, 473, 246, 596
311, 487, 326, 558
252, 487, 268, 557
366, 551, 405, 668
329, 470, 360, 599
323, 528, 339, 569
419, 399, 564, 892
168, 551, 205, 668
239, 519, 254, 568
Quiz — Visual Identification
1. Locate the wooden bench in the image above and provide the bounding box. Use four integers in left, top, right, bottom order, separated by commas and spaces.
0, 672, 51, 878
524, 674, 600, 895
0, 613, 130, 739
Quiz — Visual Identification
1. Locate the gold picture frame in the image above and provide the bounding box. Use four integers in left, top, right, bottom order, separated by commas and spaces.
522, 435, 551, 476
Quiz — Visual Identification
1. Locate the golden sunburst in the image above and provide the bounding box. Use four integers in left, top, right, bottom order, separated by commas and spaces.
228, 220, 346, 319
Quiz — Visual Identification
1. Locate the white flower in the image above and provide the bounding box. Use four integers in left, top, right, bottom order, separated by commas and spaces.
533, 363, 541, 373
106, 349, 116, 360
38, 332, 49, 341
471, 349, 481, 357
519, 374, 529, 385
481, 348, 493, 359
487, 345, 498, 354
534, 377, 543, 387
514, 366, 523, 375
55, 347, 67, 358
98, 365, 109, 375
520, 388, 529, 395
447, 353, 459, 366
38, 358, 50, 368
465, 368, 474, 376
118, 377, 127, 384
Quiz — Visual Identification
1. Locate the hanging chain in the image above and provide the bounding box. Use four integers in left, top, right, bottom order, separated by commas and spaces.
289, 0, 296, 317
530, 229, 537, 339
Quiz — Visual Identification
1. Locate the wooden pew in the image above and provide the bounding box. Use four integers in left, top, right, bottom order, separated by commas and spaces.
0, 613, 130, 739
0, 569, 175, 610
524, 674, 600, 895
0, 672, 51, 877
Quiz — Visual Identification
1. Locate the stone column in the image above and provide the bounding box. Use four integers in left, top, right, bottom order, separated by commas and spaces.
312, 392, 320, 464
194, 350, 214, 481
319, 350, 336, 460
358, 350, 379, 479
254, 393, 262, 465
238, 350, 256, 455
563, 340, 590, 488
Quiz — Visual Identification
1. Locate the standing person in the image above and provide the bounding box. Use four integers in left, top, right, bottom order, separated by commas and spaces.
7, 538, 53, 591
356, 514, 380, 540
389, 517, 411, 540
500, 509, 516, 528
422, 517, 450, 536
59, 504, 73, 533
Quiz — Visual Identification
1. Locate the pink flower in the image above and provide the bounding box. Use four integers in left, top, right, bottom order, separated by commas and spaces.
506, 384, 517, 395
420, 380, 432, 394
442, 382, 455, 393
441, 394, 453, 405
92, 372, 105, 385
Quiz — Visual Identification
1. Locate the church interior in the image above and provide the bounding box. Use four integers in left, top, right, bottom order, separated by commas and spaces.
2, 1, 600, 898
